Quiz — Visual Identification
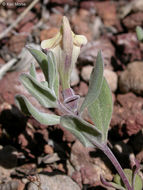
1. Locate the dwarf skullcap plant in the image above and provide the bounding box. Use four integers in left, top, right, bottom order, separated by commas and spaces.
15, 17, 142, 190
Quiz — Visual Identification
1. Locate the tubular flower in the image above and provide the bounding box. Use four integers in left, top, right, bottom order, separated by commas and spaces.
41, 16, 87, 90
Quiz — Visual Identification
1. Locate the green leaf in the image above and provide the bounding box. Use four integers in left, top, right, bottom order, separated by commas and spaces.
136, 26, 143, 42
79, 51, 104, 113
54, 73, 59, 98
27, 47, 58, 94
114, 169, 143, 190
15, 95, 60, 125
88, 78, 113, 142
109, 182, 126, 190
47, 51, 58, 90
41, 81, 49, 87
60, 115, 102, 147
29, 63, 37, 79
20, 73, 57, 108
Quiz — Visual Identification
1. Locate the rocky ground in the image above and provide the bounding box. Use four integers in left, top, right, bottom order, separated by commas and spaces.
0, 0, 143, 189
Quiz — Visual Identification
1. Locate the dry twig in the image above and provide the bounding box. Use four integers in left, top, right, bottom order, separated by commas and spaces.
0, 0, 39, 40
0, 58, 17, 79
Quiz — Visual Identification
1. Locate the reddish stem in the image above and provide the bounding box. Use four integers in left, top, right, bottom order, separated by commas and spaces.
100, 144, 133, 190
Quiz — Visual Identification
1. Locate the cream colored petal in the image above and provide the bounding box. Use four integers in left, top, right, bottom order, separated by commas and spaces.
62, 16, 73, 56
52, 45, 71, 89
41, 31, 62, 49
73, 34, 87, 47
72, 45, 80, 66
51, 45, 63, 67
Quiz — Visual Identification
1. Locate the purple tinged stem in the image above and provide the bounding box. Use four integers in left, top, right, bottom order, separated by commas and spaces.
131, 158, 140, 189
58, 100, 74, 116
101, 144, 133, 190
85, 137, 133, 190
62, 88, 79, 114
60, 86, 133, 190
100, 175, 115, 188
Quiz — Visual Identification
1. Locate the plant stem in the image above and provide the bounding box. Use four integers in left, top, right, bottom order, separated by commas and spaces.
58, 100, 75, 116
61, 88, 133, 190
101, 144, 133, 190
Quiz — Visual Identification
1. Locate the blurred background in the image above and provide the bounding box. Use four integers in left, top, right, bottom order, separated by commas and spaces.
0, 0, 143, 190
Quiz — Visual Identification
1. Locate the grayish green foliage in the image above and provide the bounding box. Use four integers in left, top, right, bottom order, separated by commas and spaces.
60, 115, 102, 147
15, 48, 60, 126
20, 73, 57, 108
16, 48, 112, 146
136, 26, 143, 42
79, 51, 104, 113
14, 21, 139, 190
29, 63, 37, 79
27, 47, 59, 97
15, 95, 60, 125
88, 77, 113, 142
109, 182, 126, 190
114, 169, 143, 190
40, 81, 49, 87
53, 73, 59, 98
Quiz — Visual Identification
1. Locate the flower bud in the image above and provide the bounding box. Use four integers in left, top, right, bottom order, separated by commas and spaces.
41, 16, 87, 90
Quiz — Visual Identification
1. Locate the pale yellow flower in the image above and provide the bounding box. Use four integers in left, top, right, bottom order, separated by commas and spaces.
41, 16, 87, 90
